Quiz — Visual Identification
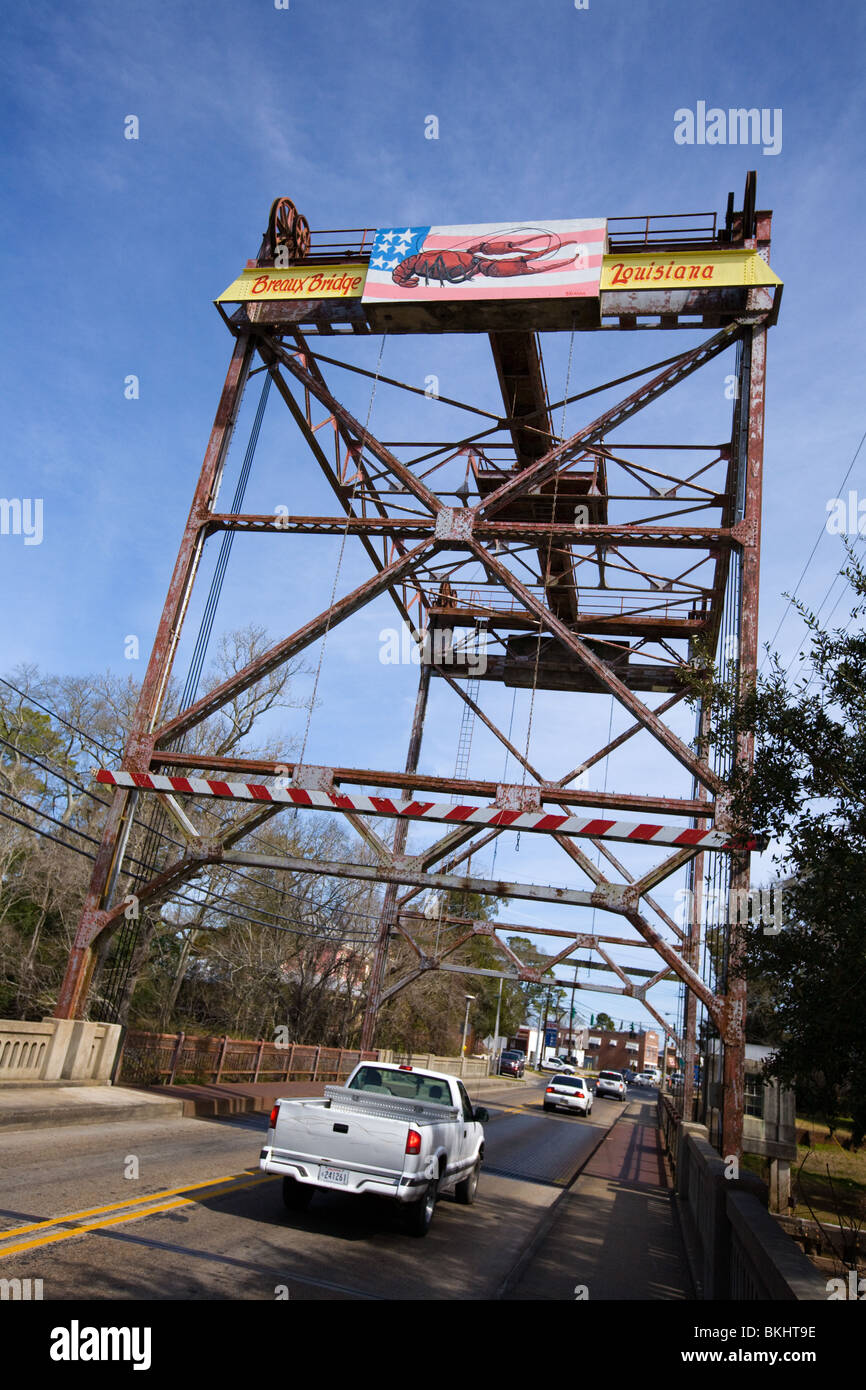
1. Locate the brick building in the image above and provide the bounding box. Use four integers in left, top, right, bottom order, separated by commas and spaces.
584, 1026, 661, 1073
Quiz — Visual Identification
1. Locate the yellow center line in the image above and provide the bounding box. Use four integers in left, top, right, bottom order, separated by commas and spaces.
0, 1174, 277, 1258
0, 1168, 266, 1245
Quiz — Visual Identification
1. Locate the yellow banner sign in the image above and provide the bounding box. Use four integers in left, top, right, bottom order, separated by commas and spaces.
601, 249, 781, 291
217, 263, 367, 302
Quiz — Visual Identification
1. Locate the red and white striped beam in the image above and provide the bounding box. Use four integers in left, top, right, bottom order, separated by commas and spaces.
94, 770, 765, 852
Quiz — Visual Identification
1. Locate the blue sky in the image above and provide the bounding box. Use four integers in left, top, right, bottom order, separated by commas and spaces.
2, 0, 864, 1038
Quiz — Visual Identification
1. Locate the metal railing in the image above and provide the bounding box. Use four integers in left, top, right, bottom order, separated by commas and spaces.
607, 212, 719, 250
305, 227, 378, 261
302, 213, 722, 263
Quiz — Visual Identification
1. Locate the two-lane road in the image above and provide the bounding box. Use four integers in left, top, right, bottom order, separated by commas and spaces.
0, 1077, 628, 1300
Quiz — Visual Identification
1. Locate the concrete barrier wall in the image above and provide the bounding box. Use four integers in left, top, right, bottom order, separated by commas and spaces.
379, 1050, 491, 1079
657, 1092, 828, 1301
727, 1191, 830, 1300
0, 1019, 122, 1084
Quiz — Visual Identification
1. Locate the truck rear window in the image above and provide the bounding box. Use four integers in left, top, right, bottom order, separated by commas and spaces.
348, 1067, 454, 1106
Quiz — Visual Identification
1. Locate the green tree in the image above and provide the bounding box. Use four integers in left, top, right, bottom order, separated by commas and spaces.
596, 1011, 616, 1031
694, 549, 866, 1144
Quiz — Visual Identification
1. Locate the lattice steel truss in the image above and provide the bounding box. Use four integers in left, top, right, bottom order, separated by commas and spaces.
57, 182, 776, 1154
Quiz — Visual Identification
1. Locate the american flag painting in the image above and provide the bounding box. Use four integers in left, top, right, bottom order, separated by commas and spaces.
362, 219, 607, 303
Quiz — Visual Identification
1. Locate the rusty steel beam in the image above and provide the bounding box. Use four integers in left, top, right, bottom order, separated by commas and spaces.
682, 700, 712, 1122
360, 664, 430, 1052
222, 849, 604, 912
150, 751, 712, 819
477, 324, 740, 519
55, 333, 257, 1019
206, 513, 738, 550
394, 827, 505, 914
628, 845, 702, 899
154, 539, 434, 747
271, 341, 442, 515
398, 912, 659, 951
488, 330, 578, 621
555, 689, 689, 787
584, 836, 687, 942
257, 345, 417, 636
466, 538, 724, 796
721, 321, 767, 1157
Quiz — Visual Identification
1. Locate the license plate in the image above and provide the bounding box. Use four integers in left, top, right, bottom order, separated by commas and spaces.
319, 1165, 349, 1186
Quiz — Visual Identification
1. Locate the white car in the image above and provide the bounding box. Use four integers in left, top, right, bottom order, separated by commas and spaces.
540, 1057, 575, 1073
543, 1074, 593, 1116
595, 1069, 627, 1101
633, 1071, 657, 1088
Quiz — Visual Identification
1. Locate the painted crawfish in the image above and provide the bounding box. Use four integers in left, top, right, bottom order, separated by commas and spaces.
391, 233, 582, 289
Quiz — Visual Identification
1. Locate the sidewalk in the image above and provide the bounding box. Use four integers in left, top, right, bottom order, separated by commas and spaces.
505, 1098, 694, 1301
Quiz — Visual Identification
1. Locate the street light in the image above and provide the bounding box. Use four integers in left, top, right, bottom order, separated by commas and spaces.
461, 995, 476, 1062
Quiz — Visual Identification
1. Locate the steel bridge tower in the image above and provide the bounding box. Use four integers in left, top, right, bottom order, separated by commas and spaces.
57, 179, 780, 1155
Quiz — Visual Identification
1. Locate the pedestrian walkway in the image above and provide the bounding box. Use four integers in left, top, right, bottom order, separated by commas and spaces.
506, 1098, 694, 1300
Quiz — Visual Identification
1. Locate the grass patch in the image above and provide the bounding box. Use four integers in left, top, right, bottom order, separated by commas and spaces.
792, 1117, 866, 1226
743, 1123, 866, 1227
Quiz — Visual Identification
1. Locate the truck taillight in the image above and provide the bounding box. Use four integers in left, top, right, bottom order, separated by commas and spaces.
545, 1086, 555, 1093
405, 1128, 422, 1155
269, 1104, 280, 1130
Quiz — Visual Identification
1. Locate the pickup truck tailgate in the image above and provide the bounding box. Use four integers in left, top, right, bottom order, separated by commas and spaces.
274, 1102, 408, 1174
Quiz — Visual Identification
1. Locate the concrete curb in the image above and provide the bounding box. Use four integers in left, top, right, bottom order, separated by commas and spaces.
0, 1092, 184, 1132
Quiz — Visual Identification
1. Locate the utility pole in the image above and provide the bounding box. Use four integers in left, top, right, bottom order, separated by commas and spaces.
492, 976, 503, 1073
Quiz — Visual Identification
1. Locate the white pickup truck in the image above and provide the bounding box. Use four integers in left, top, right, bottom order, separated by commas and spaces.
260, 1061, 489, 1236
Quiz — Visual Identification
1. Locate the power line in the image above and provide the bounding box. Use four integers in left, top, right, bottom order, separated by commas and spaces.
0, 675, 121, 759
0, 787, 104, 847
0, 805, 100, 862
0, 727, 384, 928
0, 805, 376, 946
761, 424, 866, 671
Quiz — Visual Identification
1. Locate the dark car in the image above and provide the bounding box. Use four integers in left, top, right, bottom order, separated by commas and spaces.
498, 1050, 526, 1078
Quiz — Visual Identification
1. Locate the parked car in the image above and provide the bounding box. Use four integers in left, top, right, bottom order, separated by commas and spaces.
498, 1050, 526, 1078
595, 1069, 627, 1101
539, 1057, 575, 1073
633, 1071, 657, 1088
667, 1071, 685, 1092
543, 1074, 593, 1116
260, 1062, 488, 1237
